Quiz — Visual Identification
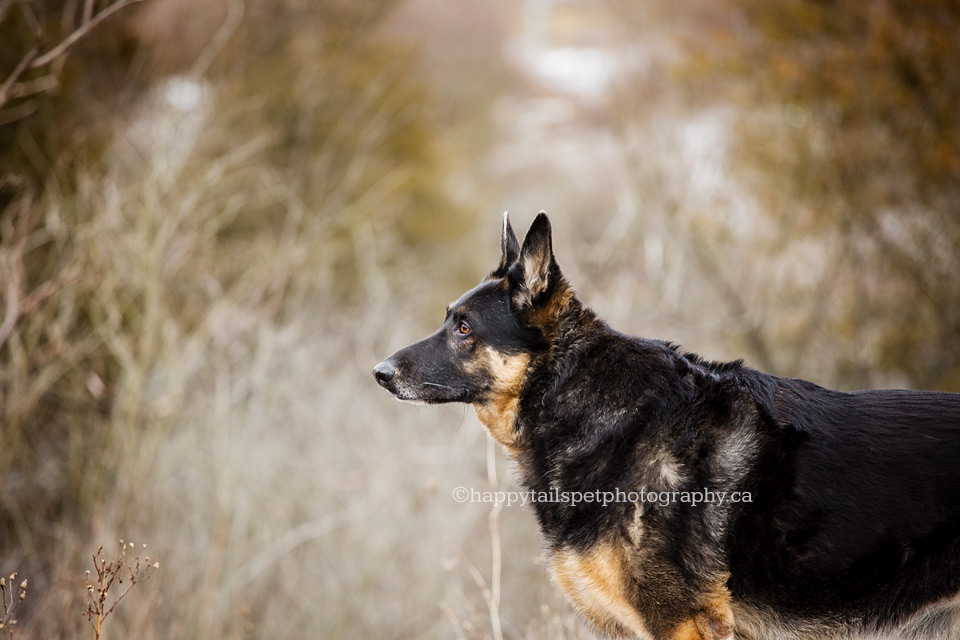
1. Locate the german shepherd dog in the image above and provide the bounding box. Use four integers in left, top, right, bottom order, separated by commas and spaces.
373, 213, 960, 640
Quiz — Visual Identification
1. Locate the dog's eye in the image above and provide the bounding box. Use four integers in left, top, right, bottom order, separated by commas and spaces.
457, 321, 471, 335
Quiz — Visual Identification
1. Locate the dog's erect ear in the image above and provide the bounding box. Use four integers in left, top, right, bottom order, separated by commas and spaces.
513, 212, 556, 307
494, 211, 520, 277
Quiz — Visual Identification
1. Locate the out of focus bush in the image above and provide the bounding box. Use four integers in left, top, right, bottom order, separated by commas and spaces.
1, 1, 471, 636
685, 0, 960, 390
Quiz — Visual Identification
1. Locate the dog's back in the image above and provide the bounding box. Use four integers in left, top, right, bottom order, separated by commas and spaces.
728, 374, 960, 637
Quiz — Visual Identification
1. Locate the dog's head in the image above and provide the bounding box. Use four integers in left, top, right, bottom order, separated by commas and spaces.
373, 212, 573, 405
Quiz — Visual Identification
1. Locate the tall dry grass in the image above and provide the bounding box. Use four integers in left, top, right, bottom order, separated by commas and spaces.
3, 2, 957, 639
1, 5, 587, 634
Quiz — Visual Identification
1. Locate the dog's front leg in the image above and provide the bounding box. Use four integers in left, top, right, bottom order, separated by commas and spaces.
668, 604, 734, 640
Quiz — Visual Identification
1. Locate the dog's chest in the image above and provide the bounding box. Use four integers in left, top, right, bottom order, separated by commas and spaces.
473, 397, 521, 455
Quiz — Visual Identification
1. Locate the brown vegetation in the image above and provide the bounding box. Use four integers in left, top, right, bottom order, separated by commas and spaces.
1, 0, 957, 638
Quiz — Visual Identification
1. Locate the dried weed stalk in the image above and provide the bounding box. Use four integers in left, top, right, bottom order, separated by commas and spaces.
0, 572, 27, 635
84, 541, 157, 640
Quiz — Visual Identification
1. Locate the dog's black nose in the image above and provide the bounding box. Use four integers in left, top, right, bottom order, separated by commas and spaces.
373, 359, 396, 387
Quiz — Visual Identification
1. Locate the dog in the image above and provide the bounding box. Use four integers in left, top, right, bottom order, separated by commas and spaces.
373, 212, 960, 640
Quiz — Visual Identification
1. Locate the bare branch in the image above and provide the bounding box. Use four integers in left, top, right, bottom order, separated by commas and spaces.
0, 43, 40, 105
31, 0, 149, 69
7, 73, 59, 99
0, 195, 34, 349
0, 97, 38, 125
0, 1, 44, 108
0, 0, 149, 115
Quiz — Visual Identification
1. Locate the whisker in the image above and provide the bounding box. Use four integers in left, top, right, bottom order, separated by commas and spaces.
422, 381, 456, 391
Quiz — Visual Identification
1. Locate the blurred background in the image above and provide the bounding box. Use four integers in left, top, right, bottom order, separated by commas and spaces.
1, 0, 958, 637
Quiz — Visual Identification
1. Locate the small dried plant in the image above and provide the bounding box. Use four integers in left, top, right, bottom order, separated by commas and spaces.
84, 541, 158, 640
0, 572, 27, 636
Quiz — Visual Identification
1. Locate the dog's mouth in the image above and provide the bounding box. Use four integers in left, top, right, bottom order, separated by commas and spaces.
372, 358, 469, 404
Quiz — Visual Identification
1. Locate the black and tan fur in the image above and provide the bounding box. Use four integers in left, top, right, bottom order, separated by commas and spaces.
373, 213, 960, 640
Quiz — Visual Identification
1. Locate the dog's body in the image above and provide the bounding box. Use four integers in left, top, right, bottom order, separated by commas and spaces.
373, 213, 960, 640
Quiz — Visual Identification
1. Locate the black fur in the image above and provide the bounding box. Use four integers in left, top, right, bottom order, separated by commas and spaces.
374, 213, 960, 640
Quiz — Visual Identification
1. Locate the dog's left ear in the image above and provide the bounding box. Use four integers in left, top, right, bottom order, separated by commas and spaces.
512, 212, 557, 307
490, 212, 520, 278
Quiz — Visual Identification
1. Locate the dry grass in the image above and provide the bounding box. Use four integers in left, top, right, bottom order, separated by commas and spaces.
2, 2, 956, 639
0, 47, 585, 637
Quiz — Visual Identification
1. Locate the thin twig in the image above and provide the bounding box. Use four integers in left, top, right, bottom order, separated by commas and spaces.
1, 0, 148, 115
82, 0, 95, 24
30, 0, 149, 69
486, 438, 504, 640
0, 194, 34, 349
0, 44, 41, 104
16, 0, 43, 36
9, 73, 60, 99
0, 98, 38, 125
0, 1, 43, 107
189, 0, 243, 79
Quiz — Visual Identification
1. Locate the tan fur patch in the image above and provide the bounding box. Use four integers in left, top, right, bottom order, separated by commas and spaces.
549, 542, 651, 639
653, 453, 685, 489
472, 348, 529, 456
671, 584, 734, 640
524, 282, 574, 332
672, 618, 703, 640
521, 245, 550, 298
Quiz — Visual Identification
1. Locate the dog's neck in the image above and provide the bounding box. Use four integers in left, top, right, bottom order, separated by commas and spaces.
475, 294, 604, 459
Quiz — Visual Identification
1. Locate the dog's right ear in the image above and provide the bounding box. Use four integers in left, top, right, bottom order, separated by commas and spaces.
490, 211, 520, 279
504, 212, 573, 324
